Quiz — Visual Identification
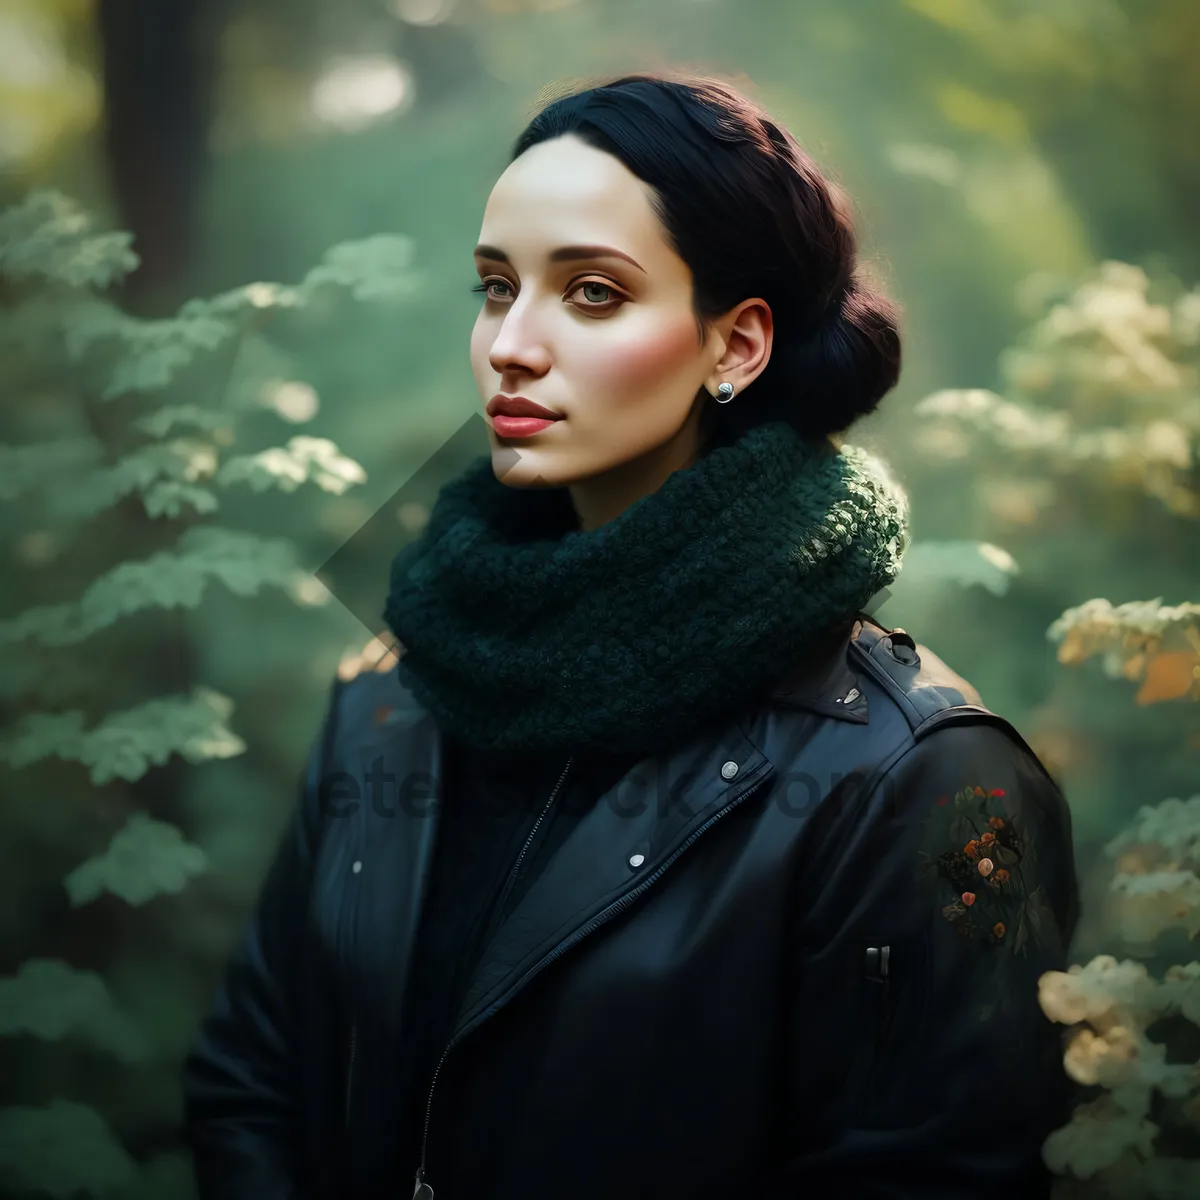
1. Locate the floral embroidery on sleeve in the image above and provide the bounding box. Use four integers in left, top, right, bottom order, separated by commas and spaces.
919, 785, 1055, 957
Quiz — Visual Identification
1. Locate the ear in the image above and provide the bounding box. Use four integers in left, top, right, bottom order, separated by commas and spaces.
706, 298, 773, 396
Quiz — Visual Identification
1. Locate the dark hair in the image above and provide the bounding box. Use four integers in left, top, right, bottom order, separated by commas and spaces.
511, 70, 903, 444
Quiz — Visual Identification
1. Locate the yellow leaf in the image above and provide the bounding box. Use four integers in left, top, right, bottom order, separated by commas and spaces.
1121, 652, 1146, 681
1135, 652, 1200, 705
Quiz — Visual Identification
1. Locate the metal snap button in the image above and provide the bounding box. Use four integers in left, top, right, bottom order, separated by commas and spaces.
629, 854, 645, 868
351, 861, 362, 874
720, 761, 739, 781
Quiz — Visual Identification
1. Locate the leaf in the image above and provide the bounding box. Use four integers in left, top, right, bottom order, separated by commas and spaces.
1105, 794, 1200, 859
101, 311, 237, 399
0, 687, 245, 784
913, 388, 1072, 453
0, 527, 300, 647
1047, 598, 1200, 677
1040, 1092, 1157, 1179
132, 404, 233, 438
1158, 962, 1200, 1026
217, 435, 366, 495
177, 279, 303, 321
0, 959, 150, 1061
994, 844, 1019, 867
1135, 651, 1200, 704
894, 538, 1020, 596
143, 481, 219, 518
52, 439, 219, 519
0, 1099, 138, 1198
297, 233, 422, 302
0, 190, 139, 288
65, 812, 207, 907
1111, 869, 1200, 943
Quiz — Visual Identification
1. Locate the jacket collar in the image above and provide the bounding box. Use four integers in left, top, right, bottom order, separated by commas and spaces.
341, 620, 877, 1067
764, 617, 869, 724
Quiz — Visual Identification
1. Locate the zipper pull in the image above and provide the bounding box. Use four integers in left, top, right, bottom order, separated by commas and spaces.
864, 944, 890, 983
413, 1166, 434, 1198
864, 944, 892, 1052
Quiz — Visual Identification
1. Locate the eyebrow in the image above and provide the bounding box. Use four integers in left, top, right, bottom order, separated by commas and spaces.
473, 243, 646, 273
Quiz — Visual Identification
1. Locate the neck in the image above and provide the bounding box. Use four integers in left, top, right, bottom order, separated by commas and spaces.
568, 393, 709, 531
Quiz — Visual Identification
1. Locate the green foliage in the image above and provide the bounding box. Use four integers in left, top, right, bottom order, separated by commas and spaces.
914, 258, 1200, 712
216, 435, 367, 495
1048, 600, 1200, 704
0, 960, 151, 1062
0, 1100, 138, 1200
914, 262, 1200, 520
914, 253, 1200, 1193
1039, 950, 1200, 1191
0, 192, 139, 289
1103, 793, 1200, 950
0, 528, 302, 647
65, 813, 207, 907
0, 688, 244, 785
0, 187, 416, 1198
894, 538, 1021, 596
50, 439, 221, 520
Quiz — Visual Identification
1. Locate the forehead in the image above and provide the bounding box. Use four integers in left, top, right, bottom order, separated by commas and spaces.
479, 135, 667, 254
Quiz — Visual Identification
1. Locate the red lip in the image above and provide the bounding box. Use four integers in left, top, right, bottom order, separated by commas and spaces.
491, 415, 559, 439
487, 394, 563, 419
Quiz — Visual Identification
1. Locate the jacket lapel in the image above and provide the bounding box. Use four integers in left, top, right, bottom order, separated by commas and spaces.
450, 716, 775, 1040
341, 616, 867, 1052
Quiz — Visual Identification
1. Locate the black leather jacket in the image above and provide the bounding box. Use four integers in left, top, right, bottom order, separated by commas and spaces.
181, 616, 1081, 1200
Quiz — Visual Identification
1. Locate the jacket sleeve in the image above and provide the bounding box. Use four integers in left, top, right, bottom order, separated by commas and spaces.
765, 718, 1081, 1200
181, 680, 343, 1200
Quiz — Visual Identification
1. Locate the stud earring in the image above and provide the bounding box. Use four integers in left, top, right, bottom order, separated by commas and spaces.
715, 381, 735, 403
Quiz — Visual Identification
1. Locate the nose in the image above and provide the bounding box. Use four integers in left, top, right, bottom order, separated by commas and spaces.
487, 293, 551, 380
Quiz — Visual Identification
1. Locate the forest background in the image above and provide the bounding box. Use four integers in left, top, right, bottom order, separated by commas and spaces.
0, 0, 1196, 1196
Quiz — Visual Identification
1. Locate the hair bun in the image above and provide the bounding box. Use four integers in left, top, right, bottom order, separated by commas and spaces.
760, 276, 902, 439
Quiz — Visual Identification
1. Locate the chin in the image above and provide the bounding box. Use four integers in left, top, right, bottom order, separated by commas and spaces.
489, 449, 564, 489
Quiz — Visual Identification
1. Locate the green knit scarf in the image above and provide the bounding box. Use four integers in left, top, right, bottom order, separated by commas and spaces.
383, 419, 909, 756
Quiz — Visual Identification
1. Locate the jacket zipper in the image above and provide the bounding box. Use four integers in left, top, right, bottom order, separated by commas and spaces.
412, 754, 574, 1200
345, 1017, 357, 1128
489, 755, 575, 934
411, 766, 770, 1199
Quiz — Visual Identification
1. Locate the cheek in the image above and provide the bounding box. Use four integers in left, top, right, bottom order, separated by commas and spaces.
583, 318, 700, 397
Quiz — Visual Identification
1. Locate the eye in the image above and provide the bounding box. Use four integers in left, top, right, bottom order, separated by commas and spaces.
470, 278, 513, 301
567, 278, 625, 312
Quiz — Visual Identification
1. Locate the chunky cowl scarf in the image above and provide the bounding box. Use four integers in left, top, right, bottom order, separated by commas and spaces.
383, 419, 909, 756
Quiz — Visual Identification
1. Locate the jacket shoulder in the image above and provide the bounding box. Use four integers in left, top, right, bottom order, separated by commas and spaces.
849, 616, 1014, 737
848, 615, 1066, 799
329, 633, 425, 744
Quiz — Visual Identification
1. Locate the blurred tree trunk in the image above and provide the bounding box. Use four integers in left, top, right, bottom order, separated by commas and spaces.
96, 0, 221, 315
71, 0, 227, 979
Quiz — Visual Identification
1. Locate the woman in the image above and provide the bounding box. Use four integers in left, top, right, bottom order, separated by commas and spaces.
182, 71, 1081, 1200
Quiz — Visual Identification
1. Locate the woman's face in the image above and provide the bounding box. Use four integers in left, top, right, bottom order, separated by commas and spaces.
469, 133, 771, 530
